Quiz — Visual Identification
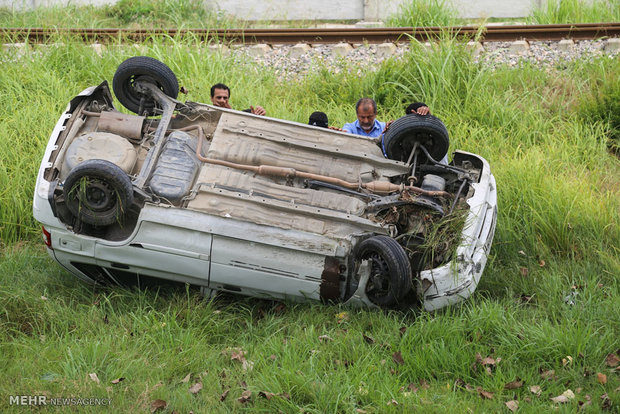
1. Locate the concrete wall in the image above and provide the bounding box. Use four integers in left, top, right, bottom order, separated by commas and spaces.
0, 0, 561, 20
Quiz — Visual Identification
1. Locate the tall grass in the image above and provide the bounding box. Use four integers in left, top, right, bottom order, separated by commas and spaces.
0, 35, 619, 412
387, 0, 461, 28
0, 0, 239, 29
528, 0, 620, 24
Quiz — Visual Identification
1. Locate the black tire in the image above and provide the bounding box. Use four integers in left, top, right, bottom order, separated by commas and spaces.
112, 56, 179, 115
354, 235, 412, 307
63, 159, 134, 226
383, 114, 449, 163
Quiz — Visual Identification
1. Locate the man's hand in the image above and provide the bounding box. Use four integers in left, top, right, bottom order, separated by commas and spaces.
250, 105, 266, 116
220, 101, 232, 109
415, 106, 430, 115
328, 126, 344, 131
382, 120, 394, 134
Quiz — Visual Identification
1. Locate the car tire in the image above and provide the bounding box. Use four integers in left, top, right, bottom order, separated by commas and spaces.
63, 159, 134, 226
383, 114, 449, 163
112, 56, 179, 115
354, 235, 412, 307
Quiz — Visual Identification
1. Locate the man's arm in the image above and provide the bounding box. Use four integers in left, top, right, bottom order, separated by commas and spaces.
342, 122, 355, 134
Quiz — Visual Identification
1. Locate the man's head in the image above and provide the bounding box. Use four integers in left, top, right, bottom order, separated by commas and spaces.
210, 83, 230, 107
309, 111, 329, 128
405, 102, 429, 116
355, 98, 377, 132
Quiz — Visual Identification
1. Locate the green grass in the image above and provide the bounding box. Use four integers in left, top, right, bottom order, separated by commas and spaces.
527, 0, 620, 24
1, 36, 619, 411
0, 245, 618, 412
386, 0, 462, 28
0, 0, 239, 29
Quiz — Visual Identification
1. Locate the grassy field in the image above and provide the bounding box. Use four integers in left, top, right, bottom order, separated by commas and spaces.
1, 33, 619, 412
2, 0, 619, 29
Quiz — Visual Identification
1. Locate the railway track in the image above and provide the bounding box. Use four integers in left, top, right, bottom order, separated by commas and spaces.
2, 23, 620, 44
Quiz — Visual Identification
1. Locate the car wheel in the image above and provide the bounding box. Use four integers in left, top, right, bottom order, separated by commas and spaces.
112, 56, 179, 115
354, 235, 412, 307
383, 114, 449, 163
63, 159, 134, 226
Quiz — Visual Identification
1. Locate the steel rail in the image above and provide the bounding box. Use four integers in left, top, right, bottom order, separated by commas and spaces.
2, 23, 619, 44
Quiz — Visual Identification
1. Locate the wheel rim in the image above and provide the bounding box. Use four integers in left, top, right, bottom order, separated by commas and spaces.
123, 74, 158, 111
74, 178, 117, 213
363, 251, 392, 299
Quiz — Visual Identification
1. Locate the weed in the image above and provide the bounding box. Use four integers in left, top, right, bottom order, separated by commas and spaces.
387, 0, 461, 27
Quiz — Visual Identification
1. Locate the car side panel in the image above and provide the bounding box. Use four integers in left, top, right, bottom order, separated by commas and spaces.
208, 235, 325, 301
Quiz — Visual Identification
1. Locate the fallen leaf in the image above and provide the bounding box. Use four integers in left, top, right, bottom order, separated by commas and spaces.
88, 373, 100, 384
476, 387, 494, 400
188, 382, 203, 394
485, 367, 493, 376
530, 385, 541, 396
150, 399, 167, 412
363, 334, 375, 345
420, 380, 430, 389
280, 392, 290, 400
356, 410, 367, 414
41, 295, 48, 301
550, 389, 575, 404
538, 259, 545, 267
230, 349, 247, 362
408, 383, 419, 393
518, 250, 526, 256
180, 373, 191, 383
605, 353, 619, 367
519, 267, 529, 277
505, 400, 519, 412
111, 377, 125, 384
562, 355, 573, 366
269, 354, 277, 361
392, 352, 405, 365
242, 360, 254, 371
237, 390, 252, 403
540, 369, 556, 380
601, 393, 611, 410
476, 353, 499, 366
504, 379, 523, 390
399, 327, 407, 336
258, 391, 275, 400
387, 399, 398, 406
318, 335, 334, 343
220, 389, 229, 402
597, 372, 607, 384
576, 387, 582, 393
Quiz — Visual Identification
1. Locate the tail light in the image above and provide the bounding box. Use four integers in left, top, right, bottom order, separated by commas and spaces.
41, 226, 52, 249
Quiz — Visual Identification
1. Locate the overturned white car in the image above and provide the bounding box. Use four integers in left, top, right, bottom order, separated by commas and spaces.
33, 57, 497, 311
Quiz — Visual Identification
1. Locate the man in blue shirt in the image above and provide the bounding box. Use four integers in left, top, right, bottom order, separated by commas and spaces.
342, 98, 385, 138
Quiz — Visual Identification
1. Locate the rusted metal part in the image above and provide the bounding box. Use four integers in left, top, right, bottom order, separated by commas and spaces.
96, 111, 145, 141
320, 256, 341, 303
2, 23, 619, 44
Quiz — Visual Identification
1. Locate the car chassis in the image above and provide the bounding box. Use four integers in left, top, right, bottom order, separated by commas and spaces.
34, 57, 497, 311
